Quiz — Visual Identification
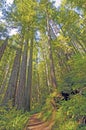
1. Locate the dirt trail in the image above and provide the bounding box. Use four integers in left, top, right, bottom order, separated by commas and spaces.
24, 112, 55, 130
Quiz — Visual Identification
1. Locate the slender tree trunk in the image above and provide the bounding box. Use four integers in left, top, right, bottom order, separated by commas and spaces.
37, 71, 40, 102
42, 49, 50, 92
45, 62, 51, 90
25, 37, 33, 111
0, 65, 10, 95
46, 11, 57, 89
0, 37, 9, 61
3, 46, 22, 105
15, 41, 28, 109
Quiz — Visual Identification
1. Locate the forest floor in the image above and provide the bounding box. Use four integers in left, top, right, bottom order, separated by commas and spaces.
24, 112, 55, 130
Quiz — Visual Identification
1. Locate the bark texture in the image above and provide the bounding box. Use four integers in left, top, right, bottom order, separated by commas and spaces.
15, 41, 28, 109
3, 46, 22, 105
25, 38, 33, 111
46, 11, 57, 89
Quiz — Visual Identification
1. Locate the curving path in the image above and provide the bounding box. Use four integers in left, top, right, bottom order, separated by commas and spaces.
24, 112, 55, 130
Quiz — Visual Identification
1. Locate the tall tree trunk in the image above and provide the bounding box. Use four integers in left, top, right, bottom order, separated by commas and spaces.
15, 41, 28, 109
45, 62, 51, 91
0, 37, 9, 61
46, 11, 57, 89
3, 46, 22, 105
42, 49, 51, 92
25, 37, 33, 111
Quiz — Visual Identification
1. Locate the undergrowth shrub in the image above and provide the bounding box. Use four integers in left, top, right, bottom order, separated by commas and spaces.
52, 94, 86, 130
0, 106, 30, 130
41, 91, 58, 121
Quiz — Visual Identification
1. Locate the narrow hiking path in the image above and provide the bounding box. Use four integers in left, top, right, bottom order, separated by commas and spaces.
24, 112, 55, 130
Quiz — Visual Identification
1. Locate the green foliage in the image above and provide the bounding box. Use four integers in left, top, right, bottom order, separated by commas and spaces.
70, 55, 86, 89
41, 91, 58, 121
77, 125, 86, 130
0, 106, 30, 130
59, 54, 86, 92
41, 100, 53, 121
52, 94, 86, 130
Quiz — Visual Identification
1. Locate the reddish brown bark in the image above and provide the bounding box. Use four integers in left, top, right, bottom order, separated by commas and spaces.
25, 37, 33, 111
15, 41, 28, 109
46, 11, 57, 89
3, 46, 22, 105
